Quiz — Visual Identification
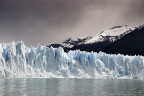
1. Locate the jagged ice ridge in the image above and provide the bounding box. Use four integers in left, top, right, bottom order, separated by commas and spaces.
0, 41, 144, 79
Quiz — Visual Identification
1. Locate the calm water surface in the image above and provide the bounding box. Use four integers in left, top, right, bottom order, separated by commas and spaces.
0, 79, 144, 96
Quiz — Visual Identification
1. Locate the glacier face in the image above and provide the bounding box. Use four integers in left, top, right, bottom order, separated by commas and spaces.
0, 41, 144, 79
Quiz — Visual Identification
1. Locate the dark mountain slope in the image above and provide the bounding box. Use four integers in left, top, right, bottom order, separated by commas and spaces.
102, 26, 144, 55
48, 25, 144, 55
49, 25, 134, 52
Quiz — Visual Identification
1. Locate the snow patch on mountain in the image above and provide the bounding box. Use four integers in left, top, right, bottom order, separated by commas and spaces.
61, 37, 92, 48
85, 25, 135, 44
55, 25, 135, 49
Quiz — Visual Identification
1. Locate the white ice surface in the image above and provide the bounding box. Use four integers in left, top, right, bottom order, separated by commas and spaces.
0, 41, 143, 79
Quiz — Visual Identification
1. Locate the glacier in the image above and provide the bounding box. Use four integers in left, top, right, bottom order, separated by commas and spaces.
0, 41, 144, 79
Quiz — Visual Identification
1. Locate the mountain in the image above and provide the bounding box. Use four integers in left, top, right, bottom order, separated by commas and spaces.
70, 25, 135, 52
84, 25, 134, 44
49, 24, 144, 55
102, 25, 144, 55
49, 37, 92, 52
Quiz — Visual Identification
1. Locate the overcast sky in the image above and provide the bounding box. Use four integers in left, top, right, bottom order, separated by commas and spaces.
0, 0, 144, 46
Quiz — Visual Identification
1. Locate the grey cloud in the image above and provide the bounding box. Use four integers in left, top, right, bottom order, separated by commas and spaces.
0, 0, 143, 46
128, 0, 144, 17
123, 0, 144, 25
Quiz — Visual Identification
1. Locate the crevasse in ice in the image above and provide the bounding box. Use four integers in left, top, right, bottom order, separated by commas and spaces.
0, 41, 144, 79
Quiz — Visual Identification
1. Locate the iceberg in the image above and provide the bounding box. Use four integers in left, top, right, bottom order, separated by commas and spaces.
0, 41, 144, 79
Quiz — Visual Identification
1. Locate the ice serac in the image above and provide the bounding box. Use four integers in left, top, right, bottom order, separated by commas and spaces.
0, 41, 144, 79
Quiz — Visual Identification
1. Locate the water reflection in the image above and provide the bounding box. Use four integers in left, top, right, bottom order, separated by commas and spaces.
0, 79, 144, 96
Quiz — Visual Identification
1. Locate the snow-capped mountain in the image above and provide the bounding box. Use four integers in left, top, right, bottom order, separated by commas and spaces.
48, 37, 92, 52
102, 24, 144, 55
84, 25, 134, 44
61, 37, 92, 48
49, 25, 135, 53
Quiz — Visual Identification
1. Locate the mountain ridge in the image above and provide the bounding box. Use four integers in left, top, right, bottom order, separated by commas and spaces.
48, 24, 144, 55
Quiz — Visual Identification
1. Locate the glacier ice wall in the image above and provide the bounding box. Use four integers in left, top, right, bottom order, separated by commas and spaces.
0, 41, 144, 79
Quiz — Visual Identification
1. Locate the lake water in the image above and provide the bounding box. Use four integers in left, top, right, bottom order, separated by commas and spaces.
0, 79, 144, 96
